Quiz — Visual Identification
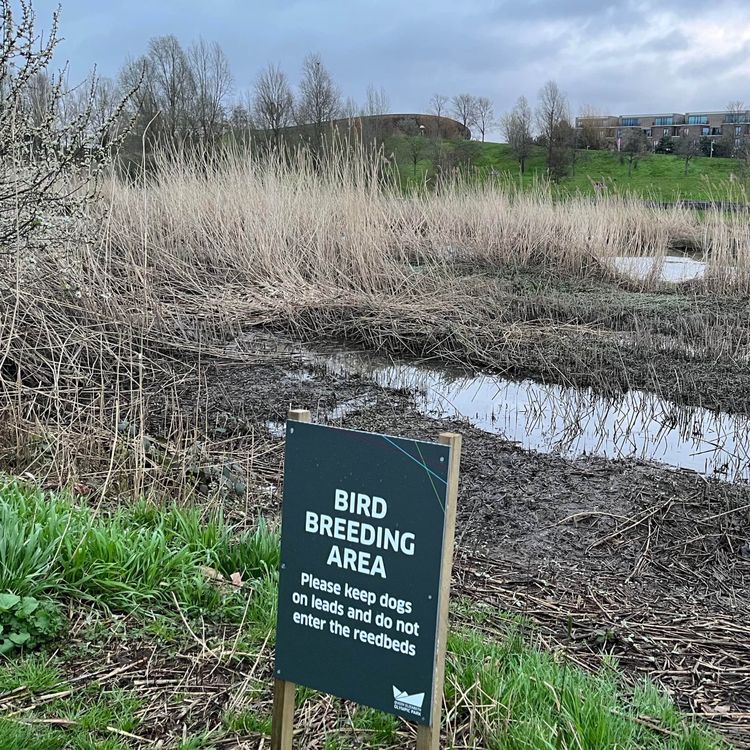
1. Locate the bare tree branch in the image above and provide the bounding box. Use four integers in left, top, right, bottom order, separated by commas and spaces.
502, 96, 533, 174
451, 93, 478, 134
252, 63, 294, 144
188, 38, 233, 145
295, 52, 341, 143
473, 96, 494, 142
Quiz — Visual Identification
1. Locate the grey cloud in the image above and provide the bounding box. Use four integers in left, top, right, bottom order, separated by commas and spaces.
678, 39, 750, 77
490, 0, 737, 21
33, 0, 750, 134
639, 29, 690, 53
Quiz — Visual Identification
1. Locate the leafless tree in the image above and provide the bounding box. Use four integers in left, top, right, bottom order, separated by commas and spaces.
226, 92, 255, 146
118, 35, 234, 151
472, 96, 494, 142
252, 63, 294, 144
429, 93, 448, 138
342, 96, 358, 120
360, 84, 389, 142
621, 128, 649, 177
726, 100, 745, 119
724, 100, 747, 158
501, 96, 533, 174
144, 35, 195, 142
295, 52, 341, 141
229, 102, 252, 131
675, 136, 701, 176
118, 55, 157, 129
451, 93, 477, 133
535, 80, 570, 173
0, 0, 132, 251
364, 84, 389, 117
188, 38, 232, 143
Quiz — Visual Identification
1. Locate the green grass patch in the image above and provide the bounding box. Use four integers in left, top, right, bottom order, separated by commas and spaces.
351, 705, 399, 744
174, 734, 218, 750
561, 148, 744, 202
446, 627, 722, 749
395, 139, 748, 201
0, 719, 64, 750
223, 707, 272, 734
0, 480, 279, 625
46, 688, 143, 733
0, 481, 726, 749
0, 653, 64, 693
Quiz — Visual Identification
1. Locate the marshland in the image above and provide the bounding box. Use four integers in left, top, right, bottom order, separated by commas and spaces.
2, 143, 749, 749
1, 3, 750, 749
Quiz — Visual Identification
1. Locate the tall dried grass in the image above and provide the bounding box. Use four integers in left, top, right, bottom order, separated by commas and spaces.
106, 145, 750, 297
2, 143, 750, 495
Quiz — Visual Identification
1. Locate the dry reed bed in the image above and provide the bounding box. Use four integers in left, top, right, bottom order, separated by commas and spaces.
106, 150, 750, 402
105, 150, 750, 298
3, 147, 750, 494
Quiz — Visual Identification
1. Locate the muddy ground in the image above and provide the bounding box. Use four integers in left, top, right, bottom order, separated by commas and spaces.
175, 339, 750, 747
280, 266, 750, 414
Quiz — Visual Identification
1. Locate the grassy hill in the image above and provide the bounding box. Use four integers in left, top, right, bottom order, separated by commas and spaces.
406, 141, 747, 201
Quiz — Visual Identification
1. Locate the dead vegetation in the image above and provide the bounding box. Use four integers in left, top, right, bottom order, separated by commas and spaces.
1, 142, 749, 749
3, 144, 750, 497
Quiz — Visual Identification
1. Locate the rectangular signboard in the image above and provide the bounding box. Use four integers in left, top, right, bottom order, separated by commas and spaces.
275, 420, 452, 725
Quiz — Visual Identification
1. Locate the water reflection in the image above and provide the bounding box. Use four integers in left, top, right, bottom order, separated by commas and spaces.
315, 352, 750, 482
609, 256, 706, 282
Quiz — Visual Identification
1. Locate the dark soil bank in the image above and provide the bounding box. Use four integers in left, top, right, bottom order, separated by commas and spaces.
188, 342, 750, 746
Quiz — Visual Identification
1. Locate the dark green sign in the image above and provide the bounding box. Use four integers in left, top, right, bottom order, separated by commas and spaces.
275, 421, 451, 725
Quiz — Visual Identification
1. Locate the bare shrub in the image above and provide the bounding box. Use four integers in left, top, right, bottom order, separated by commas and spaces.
0, 0, 151, 495
0, 1, 130, 254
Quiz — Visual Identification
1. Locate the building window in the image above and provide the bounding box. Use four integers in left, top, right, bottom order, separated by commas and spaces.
621, 117, 640, 126
683, 128, 689, 136
655, 117, 673, 126
725, 113, 745, 124
737, 126, 743, 136
645, 129, 652, 137
702, 127, 710, 136
688, 114, 709, 125
663, 128, 671, 136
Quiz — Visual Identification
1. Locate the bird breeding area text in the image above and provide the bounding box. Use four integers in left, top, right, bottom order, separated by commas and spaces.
290, 489, 423, 656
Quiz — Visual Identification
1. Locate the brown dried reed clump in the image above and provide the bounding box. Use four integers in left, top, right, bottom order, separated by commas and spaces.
106, 146, 750, 302
3, 140, 750, 496
103, 143, 750, 380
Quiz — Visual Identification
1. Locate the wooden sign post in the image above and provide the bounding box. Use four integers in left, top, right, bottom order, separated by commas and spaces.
416, 430, 460, 750
271, 408, 461, 749
271, 409, 310, 750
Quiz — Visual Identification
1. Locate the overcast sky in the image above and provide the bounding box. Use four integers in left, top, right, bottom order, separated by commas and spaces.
34, 0, 750, 137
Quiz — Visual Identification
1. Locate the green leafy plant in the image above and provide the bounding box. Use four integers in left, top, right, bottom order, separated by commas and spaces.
0, 593, 63, 655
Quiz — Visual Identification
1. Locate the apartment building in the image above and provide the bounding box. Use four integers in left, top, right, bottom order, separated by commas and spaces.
576, 109, 750, 151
